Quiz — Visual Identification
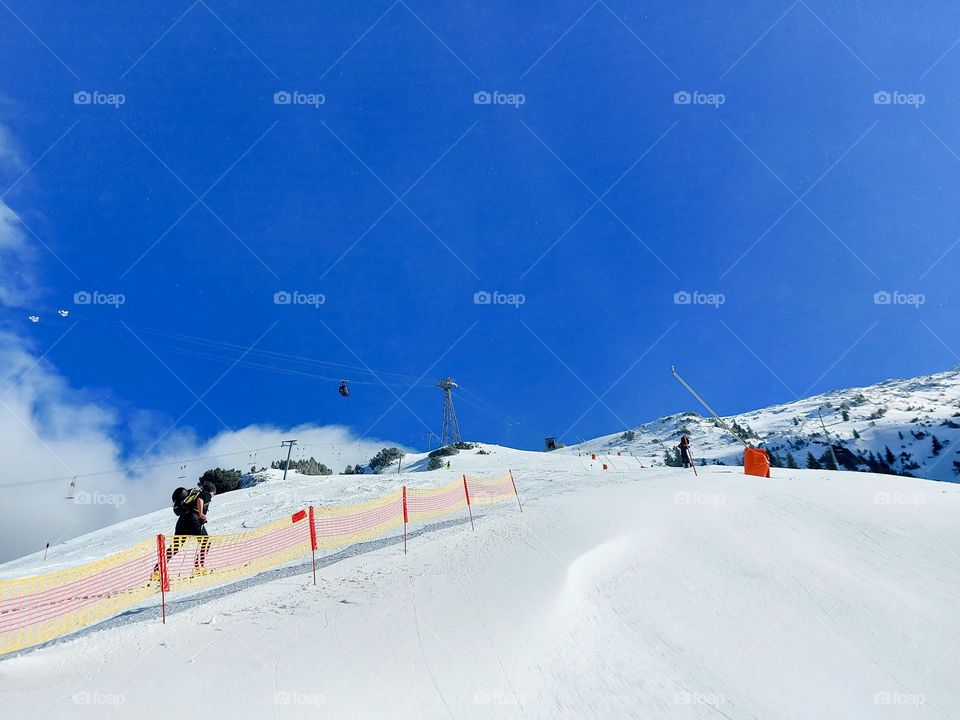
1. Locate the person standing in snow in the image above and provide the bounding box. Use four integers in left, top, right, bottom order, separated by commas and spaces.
170, 481, 216, 573
678, 435, 693, 469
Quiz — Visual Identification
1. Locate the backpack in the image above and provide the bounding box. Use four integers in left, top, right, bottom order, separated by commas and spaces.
172, 487, 201, 516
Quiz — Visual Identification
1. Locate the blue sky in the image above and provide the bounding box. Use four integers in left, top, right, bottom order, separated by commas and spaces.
2, 0, 958, 455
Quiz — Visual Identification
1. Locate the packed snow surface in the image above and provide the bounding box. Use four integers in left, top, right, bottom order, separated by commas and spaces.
1, 444, 958, 719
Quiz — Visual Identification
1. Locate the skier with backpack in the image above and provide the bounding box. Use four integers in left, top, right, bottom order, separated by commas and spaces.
167, 481, 216, 575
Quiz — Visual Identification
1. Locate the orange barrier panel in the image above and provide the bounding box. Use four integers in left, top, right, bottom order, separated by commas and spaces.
744, 448, 771, 478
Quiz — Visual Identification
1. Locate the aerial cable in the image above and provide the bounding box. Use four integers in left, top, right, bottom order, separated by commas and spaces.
19, 305, 435, 386
27, 315, 434, 389
0, 444, 284, 491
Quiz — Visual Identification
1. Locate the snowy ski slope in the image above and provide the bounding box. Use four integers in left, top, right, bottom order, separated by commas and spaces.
1, 445, 958, 719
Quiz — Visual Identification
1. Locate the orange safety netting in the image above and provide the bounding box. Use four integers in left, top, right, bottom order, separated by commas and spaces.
0, 539, 157, 656
405, 479, 468, 525
0, 473, 521, 656
464, 472, 520, 507
165, 512, 313, 593
313, 489, 404, 551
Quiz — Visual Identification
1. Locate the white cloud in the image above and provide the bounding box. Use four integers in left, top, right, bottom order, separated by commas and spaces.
0, 200, 36, 307
0, 123, 24, 171
0, 332, 406, 562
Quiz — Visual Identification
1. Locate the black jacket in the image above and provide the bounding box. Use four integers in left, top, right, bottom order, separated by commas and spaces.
174, 490, 212, 536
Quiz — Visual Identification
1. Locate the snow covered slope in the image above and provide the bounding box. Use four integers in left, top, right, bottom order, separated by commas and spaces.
570, 366, 960, 481
1, 445, 958, 719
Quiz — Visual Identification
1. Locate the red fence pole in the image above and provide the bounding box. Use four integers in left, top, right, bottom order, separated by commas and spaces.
402, 486, 408, 554
462, 475, 475, 531
156, 534, 168, 625
308, 506, 317, 586
509, 470, 523, 513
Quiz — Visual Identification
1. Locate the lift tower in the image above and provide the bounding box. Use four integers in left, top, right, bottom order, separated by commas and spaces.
437, 377, 462, 446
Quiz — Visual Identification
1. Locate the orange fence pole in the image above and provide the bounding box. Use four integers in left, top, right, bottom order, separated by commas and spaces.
308, 506, 317, 585
402, 486, 408, 554
509, 470, 523, 513
156, 534, 168, 625
462, 475, 475, 531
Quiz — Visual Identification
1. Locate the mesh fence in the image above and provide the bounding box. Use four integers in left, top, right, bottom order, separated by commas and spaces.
465, 473, 520, 507
313, 489, 404, 551
165, 512, 313, 593
0, 539, 157, 655
406, 479, 468, 525
0, 472, 520, 656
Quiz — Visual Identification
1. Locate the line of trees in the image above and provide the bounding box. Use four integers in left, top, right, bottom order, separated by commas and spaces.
269, 457, 333, 476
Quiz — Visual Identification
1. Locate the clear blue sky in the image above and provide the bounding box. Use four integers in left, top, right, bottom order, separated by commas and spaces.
2, 1, 958, 453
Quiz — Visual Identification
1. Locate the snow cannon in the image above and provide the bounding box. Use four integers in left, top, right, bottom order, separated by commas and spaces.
670, 365, 772, 479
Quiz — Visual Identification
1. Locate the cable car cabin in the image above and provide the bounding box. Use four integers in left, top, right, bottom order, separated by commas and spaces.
338, 381, 350, 397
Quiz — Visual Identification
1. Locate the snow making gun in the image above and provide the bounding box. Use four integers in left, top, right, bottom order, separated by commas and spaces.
670, 366, 771, 478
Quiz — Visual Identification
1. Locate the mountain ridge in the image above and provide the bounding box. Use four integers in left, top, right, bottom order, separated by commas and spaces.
568, 365, 960, 481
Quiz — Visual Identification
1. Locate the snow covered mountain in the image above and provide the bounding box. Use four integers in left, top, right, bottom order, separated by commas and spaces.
569, 366, 960, 482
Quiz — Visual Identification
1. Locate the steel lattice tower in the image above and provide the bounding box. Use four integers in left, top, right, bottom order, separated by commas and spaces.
437, 377, 462, 445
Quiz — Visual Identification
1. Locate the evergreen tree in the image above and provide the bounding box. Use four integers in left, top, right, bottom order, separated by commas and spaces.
852, 428, 860, 439
663, 448, 682, 467
884, 446, 896, 465
932, 435, 944, 456
369, 447, 405, 473
806, 452, 821, 470
198, 467, 243, 494
785, 452, 799, 469
820, 449, 839, 471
